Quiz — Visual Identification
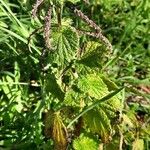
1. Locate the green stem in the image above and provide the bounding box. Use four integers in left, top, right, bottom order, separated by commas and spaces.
56, 7, 62, 27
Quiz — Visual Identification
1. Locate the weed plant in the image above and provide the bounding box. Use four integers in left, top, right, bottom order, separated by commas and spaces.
0, 0, 149, 149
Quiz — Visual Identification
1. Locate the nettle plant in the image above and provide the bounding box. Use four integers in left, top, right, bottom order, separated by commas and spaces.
0, 0, 129, 149
29, 0, 123, 149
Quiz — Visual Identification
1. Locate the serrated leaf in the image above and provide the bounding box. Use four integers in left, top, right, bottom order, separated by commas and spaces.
67, 88, 123, 128
78, 74, 122, 111
101, 75, 118, 91
83, 109, 112, 143
43, 110, 68, 149
99, 103, 117, 117
73, 134, 98, 150
52, 112, 68, 150
106, 93, 122, 111
78, 41, 104, 68
45, 73, 65, 101
64, 86, 84, 107
132, 139, 144, 150
122, 114, 134, 128
78, 74, 108, 99
51, 26, 79, 68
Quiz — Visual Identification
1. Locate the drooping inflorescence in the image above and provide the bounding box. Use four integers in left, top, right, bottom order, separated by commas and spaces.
32, 0, 44, 18
31, 0, 52, 50
44, 7, 52, 49
73, 8, 113, 52
30, 0, 113, 52
74, 8, 102, 32
77, 30, 113, 52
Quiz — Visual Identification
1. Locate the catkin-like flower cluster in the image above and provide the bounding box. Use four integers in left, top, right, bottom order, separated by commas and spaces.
32, 0, 44, 18
31, 0, 112, 51
44, 7, 52, 49
74, 8, 113, 51
74, 8, 102, 32
77, 30, 113, 51
31, 0, 52, 50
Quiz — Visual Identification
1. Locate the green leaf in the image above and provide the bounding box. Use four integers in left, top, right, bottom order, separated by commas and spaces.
0, 26, 40, 54
132, 139, 144, 150
64, 74, 122, 112
51, 26, 79, 68
1, 75, 14, 100
67, 87, 123, 128
99, 103, 117, 117
64, 86, 83, 107
84, 109, 112, 143
1, 75, 23, 113
67, 0, 80, 4
14, 61, 20, 83
73, 134, 98, 150
0, 0, 26, 30
78, 74, 122, 111
45, 73, 65, 101
78, 41, 104, 68
101, 75, 118, 91
78, 74, 108, 99
122, 114, 134, 128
